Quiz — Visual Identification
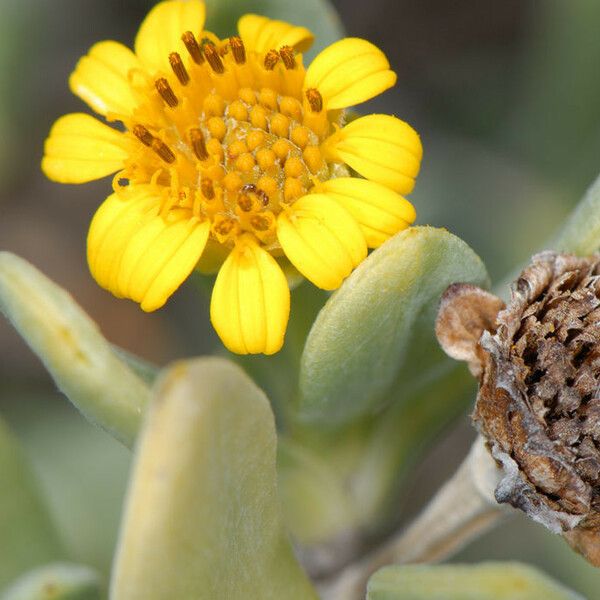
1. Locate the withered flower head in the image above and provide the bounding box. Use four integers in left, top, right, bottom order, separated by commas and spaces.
436, 251, 600, 566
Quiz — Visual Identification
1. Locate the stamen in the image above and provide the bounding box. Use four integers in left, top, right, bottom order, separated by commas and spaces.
203, 42, 225, 74
201, 178, 215, 200
229, 36, 246, 64
189, 128, 208, 161
182, 31, 204, 64
264, 50, 279, 70
133, 124, 153, 146
155, 78, 178, 107
151, 139, 176, 163
169, 52, 190, 85
279, 46, 296, 69
305, 88, 323, 113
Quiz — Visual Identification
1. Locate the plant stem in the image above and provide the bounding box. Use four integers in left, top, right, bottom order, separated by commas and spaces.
320, 436, 510, 600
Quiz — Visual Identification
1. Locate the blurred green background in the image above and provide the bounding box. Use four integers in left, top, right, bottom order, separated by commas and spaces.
1, 0, 600, 596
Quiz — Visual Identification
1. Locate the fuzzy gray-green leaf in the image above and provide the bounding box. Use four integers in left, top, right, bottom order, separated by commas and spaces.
554, 173, 600, 255
0, 418, 64, 589
1, 563, 102, 600
0, 253, 150, 446
110, 357, 317, 600
367, 563, 583, 600
298, 226, 489, 425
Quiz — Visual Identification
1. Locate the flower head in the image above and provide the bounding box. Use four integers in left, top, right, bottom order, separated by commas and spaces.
43, 0, 422, 354
436, 252, 600, 567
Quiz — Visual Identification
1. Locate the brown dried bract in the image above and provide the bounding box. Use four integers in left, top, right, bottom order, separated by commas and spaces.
436, 283, 505, 376
436, 251, 600, 566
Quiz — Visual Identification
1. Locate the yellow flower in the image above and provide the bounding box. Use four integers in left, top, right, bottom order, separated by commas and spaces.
42, 0, 422, 355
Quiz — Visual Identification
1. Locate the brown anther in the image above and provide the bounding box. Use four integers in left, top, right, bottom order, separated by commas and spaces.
237, 194, 253, 212
189, 128, 208, 161
201, 178, 215, 200
264, 50, 280, 70
279, 46, 296, 69
203, 42, 225, 74
229, 36, 246, 64
182, 31, 204, 64
132, 124, 153, 147
305, 88, 323, 112
151, 139, 176, 163
169, 52, 190, 85
251, 215, 271, 231
155, 78, 178, 107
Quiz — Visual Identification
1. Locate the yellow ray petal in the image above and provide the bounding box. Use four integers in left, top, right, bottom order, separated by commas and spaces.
87, 189, 159, 295
42, 113, 130, 184
210, 236, 290, 355
238, 14, 314, 54
138, 217, 210, 312
321, 178, 416, 247
117, 210, 209, 311
277, 194, 367, 290
304, 38, 396, 109
135, 0, 206, 74
69, 41, 142, 118
88, 189, 209, 310
323, 114, 423, 194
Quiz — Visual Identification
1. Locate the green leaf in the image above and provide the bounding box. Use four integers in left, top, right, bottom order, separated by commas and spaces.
0, 252, 150, 447
298, 226, 489, 426
366, 563, 583, 600
205, 0, 344, 58
0, 418, 64, 589
110, 357, 317, 600
278, 437, 360, 545
553, 173, 600, 255
281, 364, 473, 549
1, 563, 103, 600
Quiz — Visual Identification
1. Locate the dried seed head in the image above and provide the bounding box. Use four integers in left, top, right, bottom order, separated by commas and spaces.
436, 251, 600, 566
